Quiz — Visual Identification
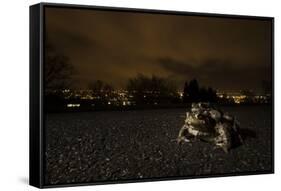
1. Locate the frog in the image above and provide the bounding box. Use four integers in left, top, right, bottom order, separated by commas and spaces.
177, 102, 243, 153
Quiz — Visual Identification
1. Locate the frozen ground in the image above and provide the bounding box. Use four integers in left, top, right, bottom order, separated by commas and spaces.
45, 105, 273, 185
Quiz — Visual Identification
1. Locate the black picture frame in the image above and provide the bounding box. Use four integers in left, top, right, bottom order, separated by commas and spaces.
30, 2, 274, 188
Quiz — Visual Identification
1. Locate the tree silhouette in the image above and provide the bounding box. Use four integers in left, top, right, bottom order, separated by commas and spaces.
88, 80, 114, 100
183, 79, 217, 103
261, 80, 272, 103
44, 42, 76, 112
241, 89, 255, 104
45, 43, 75, 90
127, 74, 178, 104
183, 79, 200, 102
262, 80, 272, 95
206, 87, 217, 102
183, 82, 189, 103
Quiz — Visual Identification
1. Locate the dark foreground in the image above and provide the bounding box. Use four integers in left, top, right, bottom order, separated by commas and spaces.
45, 106, 273, 185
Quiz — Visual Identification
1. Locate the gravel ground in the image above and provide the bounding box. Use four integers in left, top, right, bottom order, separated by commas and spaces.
45, 105, 273, 185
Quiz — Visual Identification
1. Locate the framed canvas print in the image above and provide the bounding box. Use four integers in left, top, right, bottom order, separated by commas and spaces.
30, 3, 274, 188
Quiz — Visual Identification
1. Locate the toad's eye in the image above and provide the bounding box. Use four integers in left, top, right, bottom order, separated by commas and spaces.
198, 114, 204, 119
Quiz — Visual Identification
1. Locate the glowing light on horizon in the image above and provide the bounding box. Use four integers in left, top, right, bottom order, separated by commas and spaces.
67, 103, 80, 108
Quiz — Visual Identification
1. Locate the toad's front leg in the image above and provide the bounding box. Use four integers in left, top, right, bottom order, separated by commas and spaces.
177, 124, 191, 144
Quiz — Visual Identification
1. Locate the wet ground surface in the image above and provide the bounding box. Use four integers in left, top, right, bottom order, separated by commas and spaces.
45, 105, 273, 185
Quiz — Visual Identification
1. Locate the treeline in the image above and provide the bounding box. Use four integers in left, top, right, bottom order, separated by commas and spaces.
44, 45, 271, 112
127, 74, 180, 105
45, 73, 222, 112
45, 73, 272, 112
183, 79, 217, 103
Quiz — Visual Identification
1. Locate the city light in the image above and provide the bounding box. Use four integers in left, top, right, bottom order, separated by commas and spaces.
67, 103, 80, 108
46, 88, 272, 109
232, 95, 246, 104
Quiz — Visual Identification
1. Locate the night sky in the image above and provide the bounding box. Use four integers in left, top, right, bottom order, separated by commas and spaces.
45, 7, 272, 93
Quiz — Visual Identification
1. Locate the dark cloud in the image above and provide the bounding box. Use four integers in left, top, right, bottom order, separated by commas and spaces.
157, 57, 271, 91
45, 7, 272, 93
57, 29, 98, 49
157, 58, 194, 75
